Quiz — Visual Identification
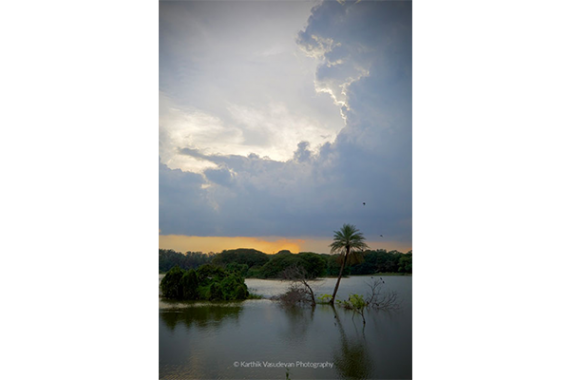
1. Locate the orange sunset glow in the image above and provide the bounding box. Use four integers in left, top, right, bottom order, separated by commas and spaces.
159, 234, 411, 254
159, 235, 305, 254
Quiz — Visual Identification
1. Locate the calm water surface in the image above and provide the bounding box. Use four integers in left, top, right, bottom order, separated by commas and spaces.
159, 275, 412, 379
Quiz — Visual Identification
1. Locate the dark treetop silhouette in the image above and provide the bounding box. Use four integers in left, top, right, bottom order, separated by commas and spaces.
330, 224, 370, 305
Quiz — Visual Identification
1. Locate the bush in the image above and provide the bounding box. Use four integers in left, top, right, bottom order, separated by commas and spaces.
180, 269, 198, 300
209, 283, 223, 301
160, 265, 184, 299
234, 284, 248, 299
160, 264, 249, 301
277, 285, 312, 306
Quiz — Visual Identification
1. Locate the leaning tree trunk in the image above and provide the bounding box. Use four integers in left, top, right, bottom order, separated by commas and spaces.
330, 246, 350, 304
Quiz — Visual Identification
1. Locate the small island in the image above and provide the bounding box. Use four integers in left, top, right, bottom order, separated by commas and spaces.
160, 264, 249, 301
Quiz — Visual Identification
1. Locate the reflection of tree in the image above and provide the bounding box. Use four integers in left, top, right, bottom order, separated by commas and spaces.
279, 303, 315, 342
331, 306, 372, 380
159, 305, 243, 331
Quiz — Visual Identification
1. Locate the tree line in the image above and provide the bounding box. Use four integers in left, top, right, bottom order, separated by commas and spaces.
159, 247, 411, 277
159, 250, 215, 273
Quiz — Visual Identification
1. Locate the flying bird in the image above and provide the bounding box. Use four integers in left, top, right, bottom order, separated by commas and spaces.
379, 234, 383, 237
363, 202, 366, 206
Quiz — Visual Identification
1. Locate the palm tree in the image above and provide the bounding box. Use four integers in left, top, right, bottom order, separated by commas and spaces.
329, 224, 369, 304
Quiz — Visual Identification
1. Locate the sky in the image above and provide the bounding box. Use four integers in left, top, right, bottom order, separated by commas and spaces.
159, 0, 412, 254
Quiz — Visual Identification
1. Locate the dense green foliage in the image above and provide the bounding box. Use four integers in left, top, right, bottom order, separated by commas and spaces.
350, 250, 412, 274
160, 264, 249, 301
159, 249, 214, 273
159, 248, 411, 277
212, 248, 270, 268
248, 251, 327, 279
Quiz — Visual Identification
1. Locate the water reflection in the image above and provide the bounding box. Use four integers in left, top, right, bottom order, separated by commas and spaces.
331, 306, 373, 380
277, 303, 374, 380
160, 276, 412, 379
279, 304, 315, 343
160, 304, 243, 331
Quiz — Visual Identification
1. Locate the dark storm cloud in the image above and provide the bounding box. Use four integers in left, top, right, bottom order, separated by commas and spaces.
160, 1, 412, 244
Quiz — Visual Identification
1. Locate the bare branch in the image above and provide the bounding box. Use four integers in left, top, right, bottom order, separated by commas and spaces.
365, 277, 401, 311
279, 265, 317, 306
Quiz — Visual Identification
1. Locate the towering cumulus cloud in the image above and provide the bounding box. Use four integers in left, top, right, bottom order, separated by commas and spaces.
159, 1, 412, 248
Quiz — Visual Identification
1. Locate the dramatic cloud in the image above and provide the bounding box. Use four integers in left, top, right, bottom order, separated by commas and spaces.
159, 1, 412, 250
159, 0, 343, 172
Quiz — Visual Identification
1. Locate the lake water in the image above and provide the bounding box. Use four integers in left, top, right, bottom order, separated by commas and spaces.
159, 275, 412, 379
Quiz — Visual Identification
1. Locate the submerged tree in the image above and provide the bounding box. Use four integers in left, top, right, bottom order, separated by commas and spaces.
329, 224, 369, 304
279, 264, 319, 306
